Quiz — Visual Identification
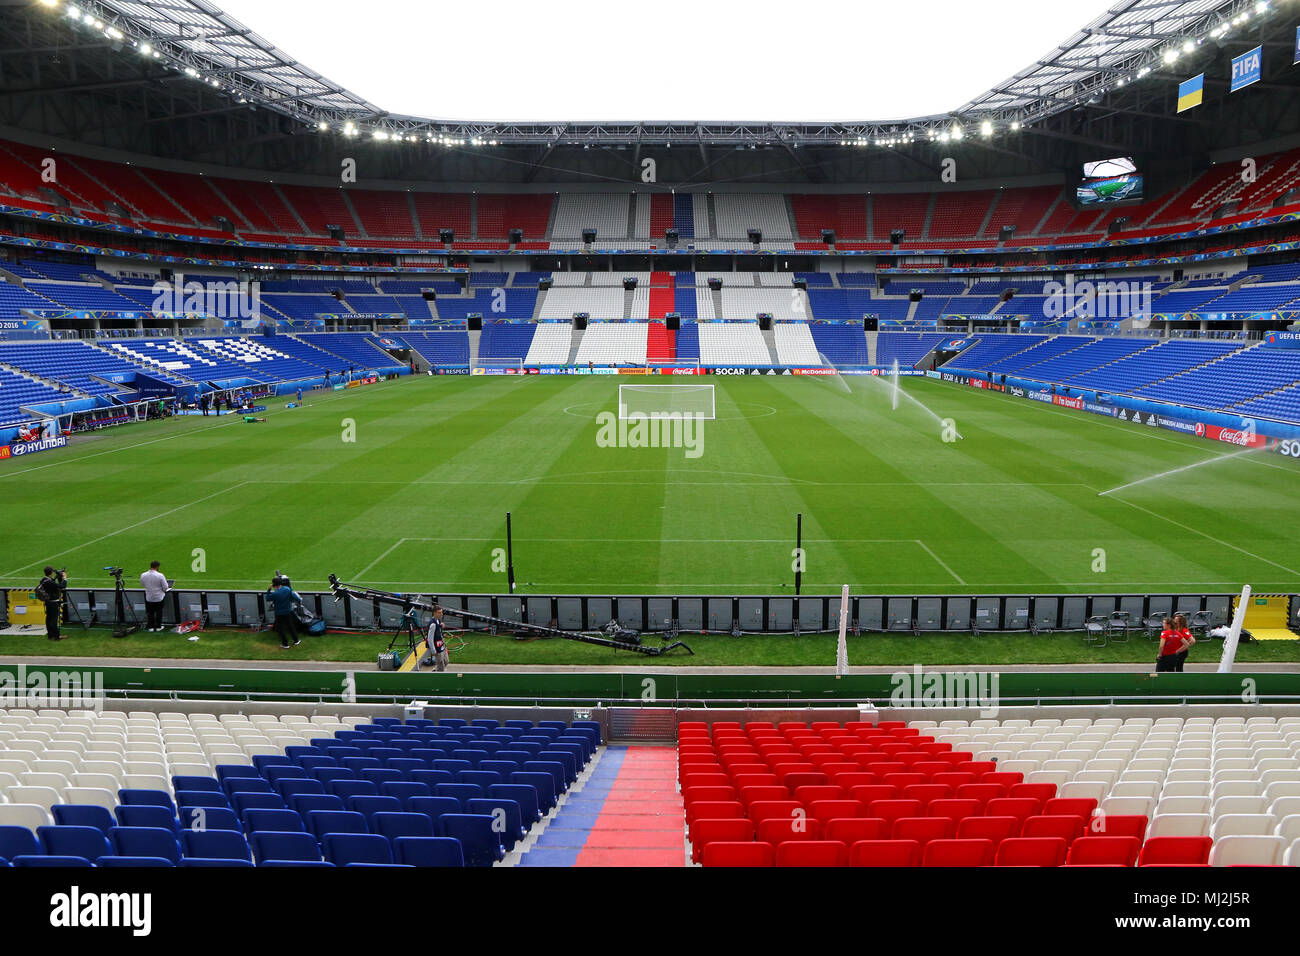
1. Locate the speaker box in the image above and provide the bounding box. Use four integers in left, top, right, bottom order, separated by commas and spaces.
792, 276, 808, 290
622, 277, 638, 290
748, 228, 763, 245
666, 313, 680, 331
574, 314, 588, 330
538, 277, 553, 290
707, 277, 723, 290
439, 228, 455, 244
820, 229, 835, 245
508, 228, 523, 244
467, 314, 482, 331
758, 314, 772, 331
890, 228, 905, 244
582, 228, 597, 244
665, 227, 679, 242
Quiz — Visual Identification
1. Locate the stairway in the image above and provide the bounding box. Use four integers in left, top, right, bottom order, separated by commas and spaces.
760, 327, 781, 365
567, 326, 584, 365
865, 329, 878, 365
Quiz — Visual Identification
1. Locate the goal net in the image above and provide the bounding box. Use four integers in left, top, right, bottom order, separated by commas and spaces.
619, 383, 715, 420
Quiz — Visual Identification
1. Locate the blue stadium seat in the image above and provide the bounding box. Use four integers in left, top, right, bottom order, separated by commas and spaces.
310, 768, 354, 787
409, 797, 462, 835
328, 780, 379, 801
288, 794, 345, 816
179, 807, 241, 832
13, 855, 93, 867
118, 789, 176, 813
115, 805, 178, 833
434, 783, 484, 809
324, 833, 392, 866
233, 792, 287, 816
172, 776, 222, 793
440, 815, 505, 867
261, 860, 334, 867
510, 772, 556, 812
362, 768, 404, 788
223, 777, 274, 797
466, 797, 525, 851
180, 858, 254, 867
380, 782, 432, 809
411, 770, 454, 790
346, 796, 403, 826
98, 857, 175, 867
175, 790, 232, 810
215, 765, 261, 783
251, 831, 323, 864
52, 805, 115, 835
38, 825, 111, 862
265, 765, 309, 783
274, 778, 325, 800
181, 830, 252, 863
252, 755, 294, 773
373, 812, 434, 841
306, 810, 368, 842
394, 837, 465, 867
489, 784, 542, 824
242, 809, 305, 834
110, 827, 181, 865
0, 827, 40, 860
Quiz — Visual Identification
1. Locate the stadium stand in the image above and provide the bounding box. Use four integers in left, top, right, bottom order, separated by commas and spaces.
521, 323, 572, 365
400, 330, 471, 367
681, 716, 1300, 868
696, 322, 771, 365
773, 322, 821, 365
0, 366, 74, 424
574, 322, 648, 365
876, 333, 949, 367
0, 709, 600, 868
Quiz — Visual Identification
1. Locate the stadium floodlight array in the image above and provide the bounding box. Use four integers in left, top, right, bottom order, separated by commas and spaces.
618, 384, 715, 421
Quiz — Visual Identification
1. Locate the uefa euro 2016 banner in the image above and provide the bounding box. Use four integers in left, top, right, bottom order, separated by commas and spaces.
1263, 331, 1300, 349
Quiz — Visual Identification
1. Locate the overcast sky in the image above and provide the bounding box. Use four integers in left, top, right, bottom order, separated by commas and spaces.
215, 0, 1108, 123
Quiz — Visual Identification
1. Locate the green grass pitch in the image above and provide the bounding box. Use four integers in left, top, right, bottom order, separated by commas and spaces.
1, 372, 1297, 601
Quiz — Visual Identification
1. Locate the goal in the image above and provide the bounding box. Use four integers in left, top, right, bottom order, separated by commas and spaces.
618, 383, 715, 420
474, 358, 525, 374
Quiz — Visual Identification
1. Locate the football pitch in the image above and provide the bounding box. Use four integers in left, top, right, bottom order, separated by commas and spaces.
1, 373, 1297, 600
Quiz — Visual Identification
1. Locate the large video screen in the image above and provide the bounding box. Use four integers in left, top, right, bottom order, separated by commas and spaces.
1082, 156, 1137, 179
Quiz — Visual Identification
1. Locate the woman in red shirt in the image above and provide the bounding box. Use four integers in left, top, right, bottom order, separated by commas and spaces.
1156, 616, 1194, 672
1173, 613, 1197, 672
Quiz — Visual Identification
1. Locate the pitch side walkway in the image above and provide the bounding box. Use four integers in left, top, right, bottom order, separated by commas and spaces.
516, 744, 684, 867
7, 656, 1296, 674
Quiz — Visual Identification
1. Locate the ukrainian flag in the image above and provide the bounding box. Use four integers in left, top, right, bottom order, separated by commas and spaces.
1177, 73, 1204, 113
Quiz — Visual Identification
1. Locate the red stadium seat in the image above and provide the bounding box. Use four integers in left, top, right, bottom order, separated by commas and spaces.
776, 841, 848, 867
757, 816, 822, 845
1066, 836, 1141, 867
1009, 783, 1057, 804
747, 800, 804, 825
1043, 798, 1098, 820
927, 798, 980, 821
1021, 814, 1084, 845
892, 816, 955, 847
848, 784, 899, 804
689, 818, 755, 863
780, 772, 827, 791
679, 772, 729, 789
1138, 836, 1213, 867
1094, 815, 1148, 842
985, 798, 1041, 827
981, 771, 1025, 789
739, 786, 791, 807
808, 799, 865, 823
962, 761, 997, 777
850, 839, 922, 867
923, 838, 996, 867
683, 786, 738, 804
995, 837, 1068, 867
702, 842, 774, 867
793, 785, 844, 805
686, 800, 744, 825
832, 772, 878, 790
957, 815, 1021, 845
903, 783, 953, 808
933, 772, 978, 789
867, 799, 924, 826
824, 817, 887, 844
955, 784, 1003, 810
881, 773, 927, 789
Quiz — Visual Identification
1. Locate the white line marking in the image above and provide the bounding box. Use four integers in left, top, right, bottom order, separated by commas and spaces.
1087, 484, 1300, 577
0, 481, 250, 578
1098, 444, 1273, 496
915, 540, 967, 585
355, 538, 409, 578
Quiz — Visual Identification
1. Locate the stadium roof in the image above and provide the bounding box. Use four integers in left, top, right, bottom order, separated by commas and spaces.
59, 0, 1295, 145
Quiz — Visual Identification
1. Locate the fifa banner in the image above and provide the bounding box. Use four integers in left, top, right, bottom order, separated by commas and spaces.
0, 434, 68, 460
938, 371, 1299, 452
1231, 46, 1262, 93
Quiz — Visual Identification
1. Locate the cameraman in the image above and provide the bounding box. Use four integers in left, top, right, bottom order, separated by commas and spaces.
420, 605, 450, 672
36, 566, 67, 642
140, 560, 170, 632
265, 574, 303, 649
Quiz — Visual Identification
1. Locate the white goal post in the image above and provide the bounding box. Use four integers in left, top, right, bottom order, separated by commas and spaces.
618, 383, 715, 420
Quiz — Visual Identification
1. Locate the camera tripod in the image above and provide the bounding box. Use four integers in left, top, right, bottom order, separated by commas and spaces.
104, 566, 142, 638
388, 609, 429, 670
